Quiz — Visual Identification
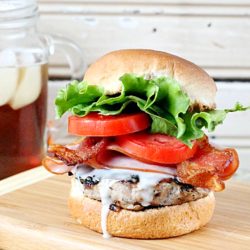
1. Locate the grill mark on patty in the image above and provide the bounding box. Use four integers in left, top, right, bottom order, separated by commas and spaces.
78, 176, 209, 211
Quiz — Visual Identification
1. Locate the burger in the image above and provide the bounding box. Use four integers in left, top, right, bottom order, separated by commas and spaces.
43, 49, 248, 239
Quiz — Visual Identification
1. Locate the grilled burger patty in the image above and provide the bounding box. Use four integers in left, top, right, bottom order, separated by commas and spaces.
76, 175, 209, 211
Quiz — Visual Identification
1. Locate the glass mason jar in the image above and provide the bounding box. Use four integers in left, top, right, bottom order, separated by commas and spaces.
0, 0, 85, 179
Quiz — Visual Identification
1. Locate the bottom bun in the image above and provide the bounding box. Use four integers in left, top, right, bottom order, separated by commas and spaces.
68, 181, 215, 239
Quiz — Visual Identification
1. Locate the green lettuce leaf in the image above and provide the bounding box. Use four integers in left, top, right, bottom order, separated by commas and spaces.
55, 74, 249, 146
55, 80, 104, 118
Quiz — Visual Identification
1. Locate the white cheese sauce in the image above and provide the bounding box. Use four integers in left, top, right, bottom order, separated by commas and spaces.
99, 179, 118, 238
74, 165, 173, 238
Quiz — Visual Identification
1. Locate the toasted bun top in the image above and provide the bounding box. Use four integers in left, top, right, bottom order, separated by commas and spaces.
84, 49, 216, 109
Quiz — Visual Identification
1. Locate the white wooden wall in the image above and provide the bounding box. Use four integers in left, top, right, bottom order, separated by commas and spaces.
38, 0, 250, 178
38, 0, 250, 79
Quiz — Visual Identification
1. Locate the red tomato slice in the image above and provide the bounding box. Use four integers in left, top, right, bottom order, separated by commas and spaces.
68, 112, 150, 137
114, 133, 198, 164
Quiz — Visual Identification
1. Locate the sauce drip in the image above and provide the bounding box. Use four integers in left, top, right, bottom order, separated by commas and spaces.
75, 166, 173, 238
99, 179, 118, 238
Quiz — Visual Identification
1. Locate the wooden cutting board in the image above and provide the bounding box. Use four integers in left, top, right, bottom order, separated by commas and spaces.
1, 174, 250, 250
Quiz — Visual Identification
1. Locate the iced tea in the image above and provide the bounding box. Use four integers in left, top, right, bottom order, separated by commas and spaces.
0, 64, 48, 179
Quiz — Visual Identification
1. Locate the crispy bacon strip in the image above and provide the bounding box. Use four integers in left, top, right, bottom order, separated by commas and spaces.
43, 136, 239, 192
43, 138, 108, 174
77, 137, 108, 162
48, 144, 83, 165
177, 139, 239, 191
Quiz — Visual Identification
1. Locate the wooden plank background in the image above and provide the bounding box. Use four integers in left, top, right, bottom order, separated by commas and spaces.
38, 0, 250, 79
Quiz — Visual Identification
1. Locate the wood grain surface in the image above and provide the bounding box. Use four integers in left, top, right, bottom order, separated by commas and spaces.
0, 175, 250, 250
0, 167, 52, 196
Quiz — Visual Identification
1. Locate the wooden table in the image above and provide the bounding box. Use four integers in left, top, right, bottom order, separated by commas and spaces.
1, 167, 250, 250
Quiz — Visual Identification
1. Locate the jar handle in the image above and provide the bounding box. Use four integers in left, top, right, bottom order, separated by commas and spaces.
48, 34, 85, 79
